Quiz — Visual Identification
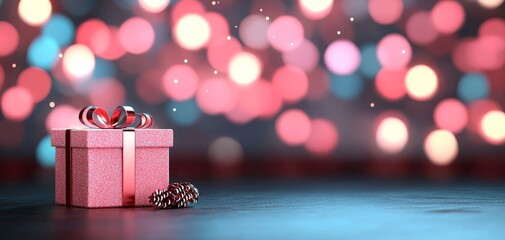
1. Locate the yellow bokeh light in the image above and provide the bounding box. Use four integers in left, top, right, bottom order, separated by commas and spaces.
18, 0, 52, 26
63, 44, 96, 81
138, 0, 170, 13
424, 130, 458, 166
228, 52, 262, 85
477, 0, 504, 9
376, 117, 408, 154
298, 0, 333, 13
405, 65, 438, 101
174, 14, 211, 51
481, 110, 505, 144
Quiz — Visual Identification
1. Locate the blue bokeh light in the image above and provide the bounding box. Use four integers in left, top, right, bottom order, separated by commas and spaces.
36, 135, 55, 168
330, 73, 364, 100
27, 36, 60, 70
359, 44, 381, 79
166, 99, 201, 126
93, 58, 117, 79
42, 14, 75, 47
61, 0, 96, 16
457, 73, 489, 102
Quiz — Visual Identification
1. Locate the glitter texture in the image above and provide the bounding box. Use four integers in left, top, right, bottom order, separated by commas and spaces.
51, 128, 173, 208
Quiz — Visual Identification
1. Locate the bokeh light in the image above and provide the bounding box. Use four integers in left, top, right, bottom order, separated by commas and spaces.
0, 21, 19, 57
1, 87, 34, 121
0, 65, 4, 90
304, 119, 338, 156
119, 17, 155, 54
42, 14, 75, 47
162, 64, 199, 101
76, 19, 110, 56
174, 14, 211, 51
36, 135, 55, 168
424, 130, 458, 166
433, 99, 468, 134
167, 99, 201, 126
205, 12, 230, 46
27, 36, 60, 70
431, 1, 465, 34
196, 78, 238, 114
330, 73, 364, 100
406, 11, 438, 46
457, 73, 489, 102
405, 65, 438, 101
298, 0, 333, 20
62, 44, 96, 81
481, 110, 505, 145
171, 0, 206, 23
138, 0, 169, 13
208, 137, 244, 164
272, 65, 309, 103
239, 14, 270, 50
306, 67, 330, 101
275, 109, 311, 146
233, 79, 282, 119
267, 16, 305, 52
18, 0, 52, 26
282, 39, 319, 72
88, 78, 126, 110
375, 68, 407, 101
468, 99, 502, 134
376, 116, 408, 154
368, 0, 403, 25
228, 52, 262, 85
359, 44, 381, 79
324, 40, 361, 75
17, 67, 52, 103
377, 34, 412, 70
45, 104, 82, 132
207, 37, 242, 73
477, 0, 504, 9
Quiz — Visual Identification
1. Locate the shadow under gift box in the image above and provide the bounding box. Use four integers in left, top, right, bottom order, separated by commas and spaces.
51, 128, 173, 208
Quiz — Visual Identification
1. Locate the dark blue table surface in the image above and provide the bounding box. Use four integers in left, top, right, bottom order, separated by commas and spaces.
1, 179, 505, 240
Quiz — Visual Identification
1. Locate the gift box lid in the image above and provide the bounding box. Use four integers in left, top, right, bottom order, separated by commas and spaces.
51, 128, 173, 148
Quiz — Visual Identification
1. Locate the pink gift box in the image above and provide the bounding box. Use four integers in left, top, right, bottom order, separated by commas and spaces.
51, 128, 173, 208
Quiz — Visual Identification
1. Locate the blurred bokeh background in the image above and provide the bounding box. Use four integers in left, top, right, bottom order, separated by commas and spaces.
0, 0, 504, 182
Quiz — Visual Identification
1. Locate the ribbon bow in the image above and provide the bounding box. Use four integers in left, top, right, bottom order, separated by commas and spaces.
79, 106, 154, 129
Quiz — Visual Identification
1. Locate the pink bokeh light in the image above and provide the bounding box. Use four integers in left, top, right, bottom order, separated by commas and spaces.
1, 87, 34, 121
98, 26, 126, 60
162, 64, 199, 101
88, 78, 126, 110
17, 67, 52, 103
205, 12, 229, 47
368, 0, 403, 25
0, 21, 19, 57
0, 65, 4, 90
431, 1, 465, 35
196, 78, 238, 115
119, 17, 155, 54
304, 118, 339, 156
275, 109, 311, 146
468, 99, 502, 134
171, 0, 206, 23
282, 39, 319, 72
76, 19, 110, 56
375, 68, 407, 101
207, 37, 242, 73
406, 11, 439, 46
377, 34, 412, 70
45, 104, 81, 132
324, 40, 361, 75
267, 16, 305, 52
434, 98, 468, 134
272, 65, 309, 103
239, 14, 271, 50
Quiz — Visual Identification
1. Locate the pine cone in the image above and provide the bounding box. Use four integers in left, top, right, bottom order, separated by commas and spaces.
149, 182, 199, 209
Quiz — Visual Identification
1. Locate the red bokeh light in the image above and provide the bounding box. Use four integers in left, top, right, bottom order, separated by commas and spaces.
196, 78, 238, 115
434, 98, 468, 134
272, 65, 308, 103
0, 21, 19, 57
431, 1, 465, 34
375, 68, 407, 101
368, 0, 403, 25
207, 37, 242, 73
17, 67, 52, 103
76, 19, 110, 55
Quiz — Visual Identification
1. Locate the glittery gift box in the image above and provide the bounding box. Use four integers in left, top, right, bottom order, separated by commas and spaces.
51, 128, 173, 208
